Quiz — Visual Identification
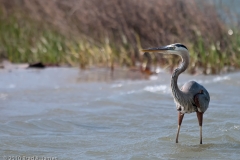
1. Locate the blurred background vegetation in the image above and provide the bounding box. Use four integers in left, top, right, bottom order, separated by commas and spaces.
0, 0, 240, 74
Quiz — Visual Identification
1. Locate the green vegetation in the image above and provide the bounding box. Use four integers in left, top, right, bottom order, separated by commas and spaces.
0, 10, 134, 68
189, 31, 240, 74
0, 15, 65, 64
0, 0, 240, 74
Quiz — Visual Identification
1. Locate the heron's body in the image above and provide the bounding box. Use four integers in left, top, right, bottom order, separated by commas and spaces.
142, 43, 210, 144
177, 81, 209, 114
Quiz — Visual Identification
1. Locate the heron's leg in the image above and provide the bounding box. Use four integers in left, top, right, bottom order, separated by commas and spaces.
196, 111, 203, 144
176, 112, 184, 143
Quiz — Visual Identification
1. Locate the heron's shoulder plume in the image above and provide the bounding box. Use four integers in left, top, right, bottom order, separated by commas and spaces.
174, 43, 188, 50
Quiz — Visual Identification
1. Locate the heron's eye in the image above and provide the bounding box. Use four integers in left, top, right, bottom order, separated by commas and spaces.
170, 46, 175, 50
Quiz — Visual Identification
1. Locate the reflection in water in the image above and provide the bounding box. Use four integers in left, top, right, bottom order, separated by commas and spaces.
0, 68, 240, 159
77, 67, 154, 82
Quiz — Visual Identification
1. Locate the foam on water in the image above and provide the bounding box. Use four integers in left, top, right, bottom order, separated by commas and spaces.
213, 76, 230, 82
143, 85, 169, 94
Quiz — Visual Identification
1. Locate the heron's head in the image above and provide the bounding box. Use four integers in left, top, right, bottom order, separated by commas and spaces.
142, 43, 188, 56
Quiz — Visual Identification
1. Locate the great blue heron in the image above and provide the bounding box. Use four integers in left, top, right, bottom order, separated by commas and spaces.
142, 43, 210, 144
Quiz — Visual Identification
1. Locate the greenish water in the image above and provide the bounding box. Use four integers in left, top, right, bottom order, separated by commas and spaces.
0, 68, 240, 159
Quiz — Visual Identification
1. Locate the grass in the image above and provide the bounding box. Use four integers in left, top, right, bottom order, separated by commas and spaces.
189, 30, 240, 74
0, 11, 134, 68
1, 1, 240, 74
0, 13, 67, 65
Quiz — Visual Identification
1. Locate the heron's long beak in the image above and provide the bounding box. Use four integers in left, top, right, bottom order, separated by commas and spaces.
142, 46, 171, 53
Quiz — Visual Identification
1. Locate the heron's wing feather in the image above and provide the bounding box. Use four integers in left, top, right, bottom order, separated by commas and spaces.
194, 93, 210, 113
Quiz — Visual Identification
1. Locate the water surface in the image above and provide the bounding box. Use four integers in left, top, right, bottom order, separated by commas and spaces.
0, 68, 240, 159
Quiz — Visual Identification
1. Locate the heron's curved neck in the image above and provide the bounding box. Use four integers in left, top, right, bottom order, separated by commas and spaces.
171, 51, 189, 98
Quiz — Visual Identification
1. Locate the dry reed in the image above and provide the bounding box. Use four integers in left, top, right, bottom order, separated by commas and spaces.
0, 0, 239, 74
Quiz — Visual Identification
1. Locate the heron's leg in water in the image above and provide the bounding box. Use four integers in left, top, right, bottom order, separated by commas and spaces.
196, 111, 203, 144
176, 112, 184, 143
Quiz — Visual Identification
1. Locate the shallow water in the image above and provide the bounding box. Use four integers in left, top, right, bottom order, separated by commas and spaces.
0, 68, 240, 159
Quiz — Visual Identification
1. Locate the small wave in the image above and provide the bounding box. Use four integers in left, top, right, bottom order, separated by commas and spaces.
193, 75, 230, 84
111, 83, 123, 88
0, 93, 8, 100
127, 90, 137, 94
149, 75, 158, 81
233, 125, 240, 130
9, 84, 16, 89
213, 76, 230, 82
143, 85, 169, 93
